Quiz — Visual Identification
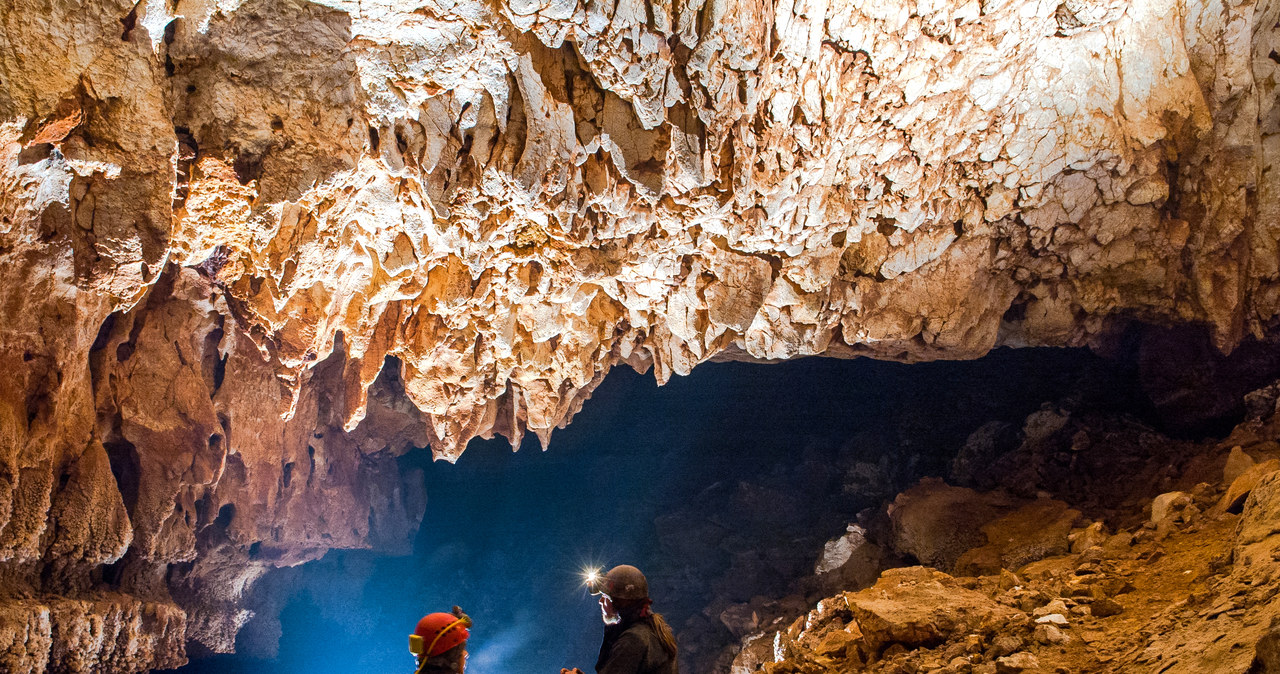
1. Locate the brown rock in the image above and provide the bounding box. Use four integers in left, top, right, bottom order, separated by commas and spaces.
816, 628, 858, 657
1152, 491, 1194, 524
1069, 522, 1110, 554
730, 630, 777, 674
990, 634, 1024, 657
1238, 472, 1280, 546
1248, 441, 1280, 462
889, 479, 1019, 570
2, 0, 1279, 666
1219, 460, 1280, 514
1224, 446, 1257, 485
955, 500, 1079, 575
995, 652, 1040, 673
844, 567, 1020, 655
1251, 618, 1280, 673
1091, 598, 1125, 618
1035, 623, 1071, 645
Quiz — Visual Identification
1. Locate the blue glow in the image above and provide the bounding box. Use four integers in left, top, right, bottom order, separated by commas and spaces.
168, 350, 1129, 674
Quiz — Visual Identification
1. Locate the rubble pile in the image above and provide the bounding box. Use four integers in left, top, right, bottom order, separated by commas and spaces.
729, 381, 1280, 674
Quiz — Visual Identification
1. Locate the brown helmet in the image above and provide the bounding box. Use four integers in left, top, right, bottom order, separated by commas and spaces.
589, 564, 649, 601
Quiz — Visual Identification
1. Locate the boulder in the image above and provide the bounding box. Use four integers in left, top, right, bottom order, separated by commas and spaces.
1219, 460, 1280, 514
1035, 623, 1070, 645
813, 525, 889, 595
730, 631, 778, 674
888, 479, 1018, 570
995, 652, 1041, 673
1244, 383, 1280, 422
951, 421, 1022, 488
1091, 598, 1125, 617
720, 604, 761, 639
1152, 491, 1193, 524
1033, 599, 1069, 617
1069, 521, 1110, 554
954, 499, 1079, 575
990, 634, 1024, 657
1251, 617, 1280, 674
1224, 446, 1257, 485
1238, 472, 1280, 546
843, 567, 1020, 656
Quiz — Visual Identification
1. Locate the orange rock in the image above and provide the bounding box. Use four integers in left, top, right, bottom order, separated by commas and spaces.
1219, 460, 1280, 514
955, 499, 1080, 576
843, 567, 1020, 656
888, 478, 1019, 571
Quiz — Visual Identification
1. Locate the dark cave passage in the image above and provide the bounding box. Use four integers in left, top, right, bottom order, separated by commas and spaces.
168, 340, 1221, 674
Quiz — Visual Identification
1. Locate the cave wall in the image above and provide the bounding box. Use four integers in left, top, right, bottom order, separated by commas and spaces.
0, 0, 1278, 670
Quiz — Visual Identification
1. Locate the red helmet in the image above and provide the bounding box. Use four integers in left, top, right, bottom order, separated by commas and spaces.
410, 608, 471, 657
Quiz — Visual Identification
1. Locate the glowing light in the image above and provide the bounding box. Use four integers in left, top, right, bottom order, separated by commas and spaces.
582, 566, 602, 589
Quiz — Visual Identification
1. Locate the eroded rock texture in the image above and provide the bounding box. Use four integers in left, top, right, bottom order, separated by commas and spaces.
1, 0, 1277, 669
730, 377, 1280, 674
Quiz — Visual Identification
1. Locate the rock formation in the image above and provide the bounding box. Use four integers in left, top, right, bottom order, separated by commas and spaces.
1, 0, 1278, 670
730, 375, 1280, 674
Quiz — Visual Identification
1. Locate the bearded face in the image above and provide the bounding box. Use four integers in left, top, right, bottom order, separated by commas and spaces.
598, 595, 621, 625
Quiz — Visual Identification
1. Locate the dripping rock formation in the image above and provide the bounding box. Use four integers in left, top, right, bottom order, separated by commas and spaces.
0, 0, 1278, 670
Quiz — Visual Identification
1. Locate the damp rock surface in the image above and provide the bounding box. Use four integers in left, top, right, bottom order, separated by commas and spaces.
1, 0, 1279, 670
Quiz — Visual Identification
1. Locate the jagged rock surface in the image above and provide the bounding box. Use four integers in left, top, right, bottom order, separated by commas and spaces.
1, 0, 1278, 670
731, 377, 1280, 674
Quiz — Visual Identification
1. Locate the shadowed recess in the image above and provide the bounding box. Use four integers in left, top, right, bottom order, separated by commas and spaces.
170, 346, 1147, 674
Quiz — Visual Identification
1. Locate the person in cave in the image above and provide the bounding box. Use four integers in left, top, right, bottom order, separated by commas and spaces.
409, 606, 472, 674
561, 564, 679, 674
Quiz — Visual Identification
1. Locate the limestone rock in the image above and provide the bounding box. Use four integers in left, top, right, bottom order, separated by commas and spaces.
816, 525, 870, 575
730, 631, 777, 674
843, 566, 1019, 655
1034, 623, 1070, 645
1069, 522, 1110, 554
1238, 472, 1280, 547
995, 652, 1040, 673
1, 0, 1279, 667
1220, 461, 1280, 514
1225, 446, 1257, 485
1091, 598, 1125, 618
955, 499, 1080, 575
888, 479, 1018, 570
1033, 599, 1069, 618
1152, 491, 1194, 525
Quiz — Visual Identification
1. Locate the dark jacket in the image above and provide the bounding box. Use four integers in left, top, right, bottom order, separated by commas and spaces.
595, 618, 678, 674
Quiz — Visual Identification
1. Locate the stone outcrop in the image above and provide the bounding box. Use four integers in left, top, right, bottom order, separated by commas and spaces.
1, 0, 1279, 670
731, 376, 1280, 674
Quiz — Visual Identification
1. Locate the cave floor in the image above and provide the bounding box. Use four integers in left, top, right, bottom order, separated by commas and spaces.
743, 406, 1280, 674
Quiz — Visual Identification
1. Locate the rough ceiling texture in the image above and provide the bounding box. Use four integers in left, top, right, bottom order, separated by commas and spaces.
0, 0, 1277, 670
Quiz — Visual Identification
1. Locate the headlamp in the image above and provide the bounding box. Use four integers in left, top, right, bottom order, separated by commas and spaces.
583, 567, 606, 595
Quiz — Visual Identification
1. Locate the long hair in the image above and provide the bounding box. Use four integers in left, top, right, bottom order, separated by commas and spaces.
619, 599, 678, 660
646, 611, 678, 660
